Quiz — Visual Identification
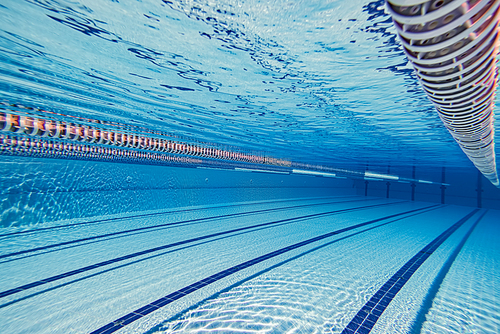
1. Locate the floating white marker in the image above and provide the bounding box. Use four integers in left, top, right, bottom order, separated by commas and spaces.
292, 169, 337, 177
386, 0, 500, 187
365, 171, 400, 180
235, 168, 289, 174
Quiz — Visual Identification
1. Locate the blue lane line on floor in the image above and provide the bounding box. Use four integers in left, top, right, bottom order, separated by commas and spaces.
88, 204, 439, 334
0, 198, 373, 261
340, 208, 480, 334
0, 201, 403, 299
0, 196, 345, 238
409, 209, 487, 334
3, 207, 445, 312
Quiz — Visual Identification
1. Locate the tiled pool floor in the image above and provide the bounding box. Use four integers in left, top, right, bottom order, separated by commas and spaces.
0, 196, 498, 333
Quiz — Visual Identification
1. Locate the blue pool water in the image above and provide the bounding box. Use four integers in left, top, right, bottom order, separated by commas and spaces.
1, 0, 500, 333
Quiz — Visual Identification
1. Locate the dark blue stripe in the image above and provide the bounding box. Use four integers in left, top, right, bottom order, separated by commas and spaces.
88, 204, 439, 334
0, 198, 372, 260
0, 201, 404, 299
340, 208, 480, 334
409, 210, 486, 334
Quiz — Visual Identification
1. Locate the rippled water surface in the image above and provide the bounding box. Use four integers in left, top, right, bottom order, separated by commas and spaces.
2, 0, 498, 171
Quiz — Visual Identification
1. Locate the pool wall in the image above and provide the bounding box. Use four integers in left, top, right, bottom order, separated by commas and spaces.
3, 155, 499, 228
0, 156, 356, 227
354, 168, 500, 209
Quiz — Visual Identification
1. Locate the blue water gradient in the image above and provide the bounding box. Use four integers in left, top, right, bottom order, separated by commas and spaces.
2, 0, 497, 172
1, 2, 500, 334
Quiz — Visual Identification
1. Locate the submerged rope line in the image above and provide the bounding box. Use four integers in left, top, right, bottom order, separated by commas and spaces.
0, 107, 289, 167
0, 106, 418, 182
0, 105, 452, 185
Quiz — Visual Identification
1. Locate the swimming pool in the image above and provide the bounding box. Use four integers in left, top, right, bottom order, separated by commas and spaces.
1, 0, 500, 333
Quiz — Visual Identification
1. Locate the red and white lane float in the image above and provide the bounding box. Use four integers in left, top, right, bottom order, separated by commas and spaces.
386, 0, 500, 187
0, 107, 292, 167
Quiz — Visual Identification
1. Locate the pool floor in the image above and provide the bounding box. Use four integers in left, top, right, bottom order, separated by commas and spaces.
0, 196, 498, 333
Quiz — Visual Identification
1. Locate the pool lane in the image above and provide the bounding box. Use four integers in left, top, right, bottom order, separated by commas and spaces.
89, 204, 438, 334
0, 198, 449, 334
340, 208, 480, 334
0, 200, 403, 299
0, 198, 428, 334
0, 197, 404, 293
415, 209, 500, 334
0, 196, 354, 256
0, 197, 374, 260
0, 196, 372, 263
0, 195, 349, 239
144, 205, 481, 334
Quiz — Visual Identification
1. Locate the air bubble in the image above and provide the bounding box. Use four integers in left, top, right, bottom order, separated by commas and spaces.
453, 41, 464, 50
432, 36, 442, 43
445, 29, 456, 38
443, 14, 454, 24
431, 0, 445, 10
428, 21, 439, 30
410, 5, 421, 15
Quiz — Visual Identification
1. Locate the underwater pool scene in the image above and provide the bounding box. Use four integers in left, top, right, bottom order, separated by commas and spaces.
1, 0, 500, 333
